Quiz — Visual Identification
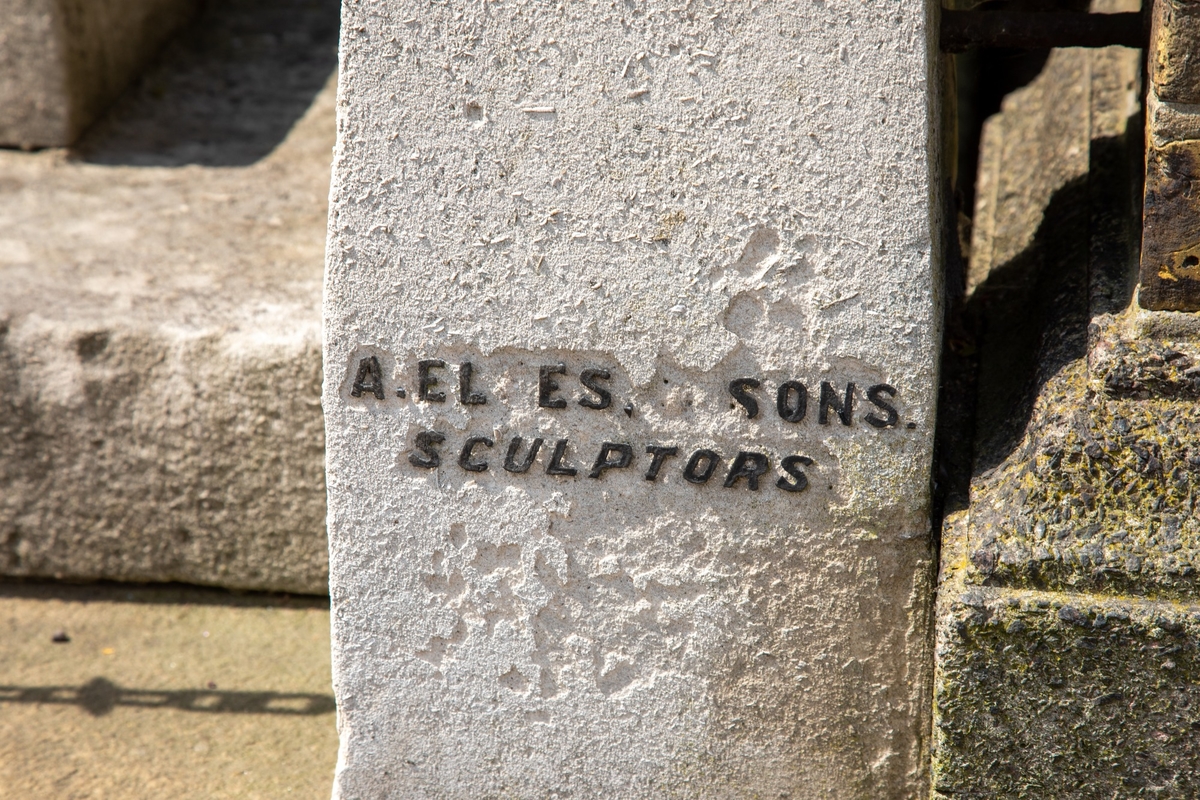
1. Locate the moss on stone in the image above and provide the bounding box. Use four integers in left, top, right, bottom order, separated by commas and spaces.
933, 588, 1200, 798
963, 311, 1200, 600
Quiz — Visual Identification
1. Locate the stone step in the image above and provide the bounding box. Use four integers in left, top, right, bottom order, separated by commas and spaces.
0, 0, 339, 594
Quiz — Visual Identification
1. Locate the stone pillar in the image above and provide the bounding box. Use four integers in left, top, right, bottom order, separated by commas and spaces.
0, 0, 199, 148
324, 1, 942, 796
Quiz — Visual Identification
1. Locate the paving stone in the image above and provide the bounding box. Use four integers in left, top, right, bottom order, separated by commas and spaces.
0, 580, 336, 799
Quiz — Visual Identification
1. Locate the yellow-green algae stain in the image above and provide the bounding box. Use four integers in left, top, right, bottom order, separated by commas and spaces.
932, 587, 1200, 798
961, 311, 1200, 600
934, 311, 1200, 797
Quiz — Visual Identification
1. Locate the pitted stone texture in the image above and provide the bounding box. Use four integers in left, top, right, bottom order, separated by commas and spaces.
324, 1, 941, 797
1150, 0, 1200, 105
962, 314, 1200, 600
934, 585, 1200, 799
0, 0, 200, 148
1140, 0, 1200, 311
0, 57, 335, 592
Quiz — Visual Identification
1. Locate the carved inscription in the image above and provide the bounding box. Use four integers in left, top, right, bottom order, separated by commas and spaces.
349, 355, 912, 495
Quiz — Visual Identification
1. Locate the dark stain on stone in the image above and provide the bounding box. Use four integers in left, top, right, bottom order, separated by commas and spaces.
75, 331, 110, 362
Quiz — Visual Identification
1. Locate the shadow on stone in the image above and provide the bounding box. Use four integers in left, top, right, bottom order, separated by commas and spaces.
938, 124, 1141, 500
75, 0, 340, 167
0, 677, 335, 717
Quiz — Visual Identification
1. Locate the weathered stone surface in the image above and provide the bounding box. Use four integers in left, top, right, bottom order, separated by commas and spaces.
959, 316, 1200, 600
935, 585, 1200, 798
1140, 0, 1200, 311
0, 0, 338, 593
1140, 139, 1200, 311
1147, 92, 1200, 147
1150, 0, 1200, 105
967, 48, 1091, 293
935, 310, 1200, 796
931, 26, 1200, 797
0, 0, 200, 148
325, 0, 941, 796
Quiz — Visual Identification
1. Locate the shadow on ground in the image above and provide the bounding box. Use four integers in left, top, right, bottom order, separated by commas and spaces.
0, 678, 335, 717
76, 0, 340, 167
0, 579, 329, 608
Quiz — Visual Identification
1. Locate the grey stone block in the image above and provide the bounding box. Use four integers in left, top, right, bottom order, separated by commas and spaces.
935, 586, 1200, 798
0, 0, 201, 148
0, 0, 337, 593
0, 323, 327, 593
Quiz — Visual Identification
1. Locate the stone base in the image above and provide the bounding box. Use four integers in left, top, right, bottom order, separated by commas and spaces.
935, 575, 1200, 797
930, 19, 1193, 795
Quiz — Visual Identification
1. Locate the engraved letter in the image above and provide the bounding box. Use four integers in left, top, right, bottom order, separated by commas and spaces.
776, 455, 813, 493
588, 442, 634, 479
418, 359, 447, 402
683, 449, 720, 484
458, 362, 487, 405
644, 445, 679, 481
864, 383, 899, 428
409, 430, 445, 469
776, 381, 808, 423
538, 364, 568, 408
350, 356, 385, 400
546, 439, 578, 477
728, 378, 761, 419
503, 436, 544, 473
458, 436, 494, 472
723, 451, 770, 490
818, 381, 855, 426
579, 367, 612, 410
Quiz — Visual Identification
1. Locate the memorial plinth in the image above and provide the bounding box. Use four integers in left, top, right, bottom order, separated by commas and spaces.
927, 30, 1200, 796
324, 2, 941, 796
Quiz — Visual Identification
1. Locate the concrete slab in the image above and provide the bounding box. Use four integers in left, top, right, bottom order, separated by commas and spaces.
0, 0, 339, 594
0, 580, 336, 799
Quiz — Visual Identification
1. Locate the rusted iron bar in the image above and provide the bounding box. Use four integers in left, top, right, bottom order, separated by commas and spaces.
941, 11, 1148, 53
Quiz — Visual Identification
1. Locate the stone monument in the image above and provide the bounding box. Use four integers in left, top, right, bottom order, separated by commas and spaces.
324, 1, 941, 796
932, 4, 1200, 795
